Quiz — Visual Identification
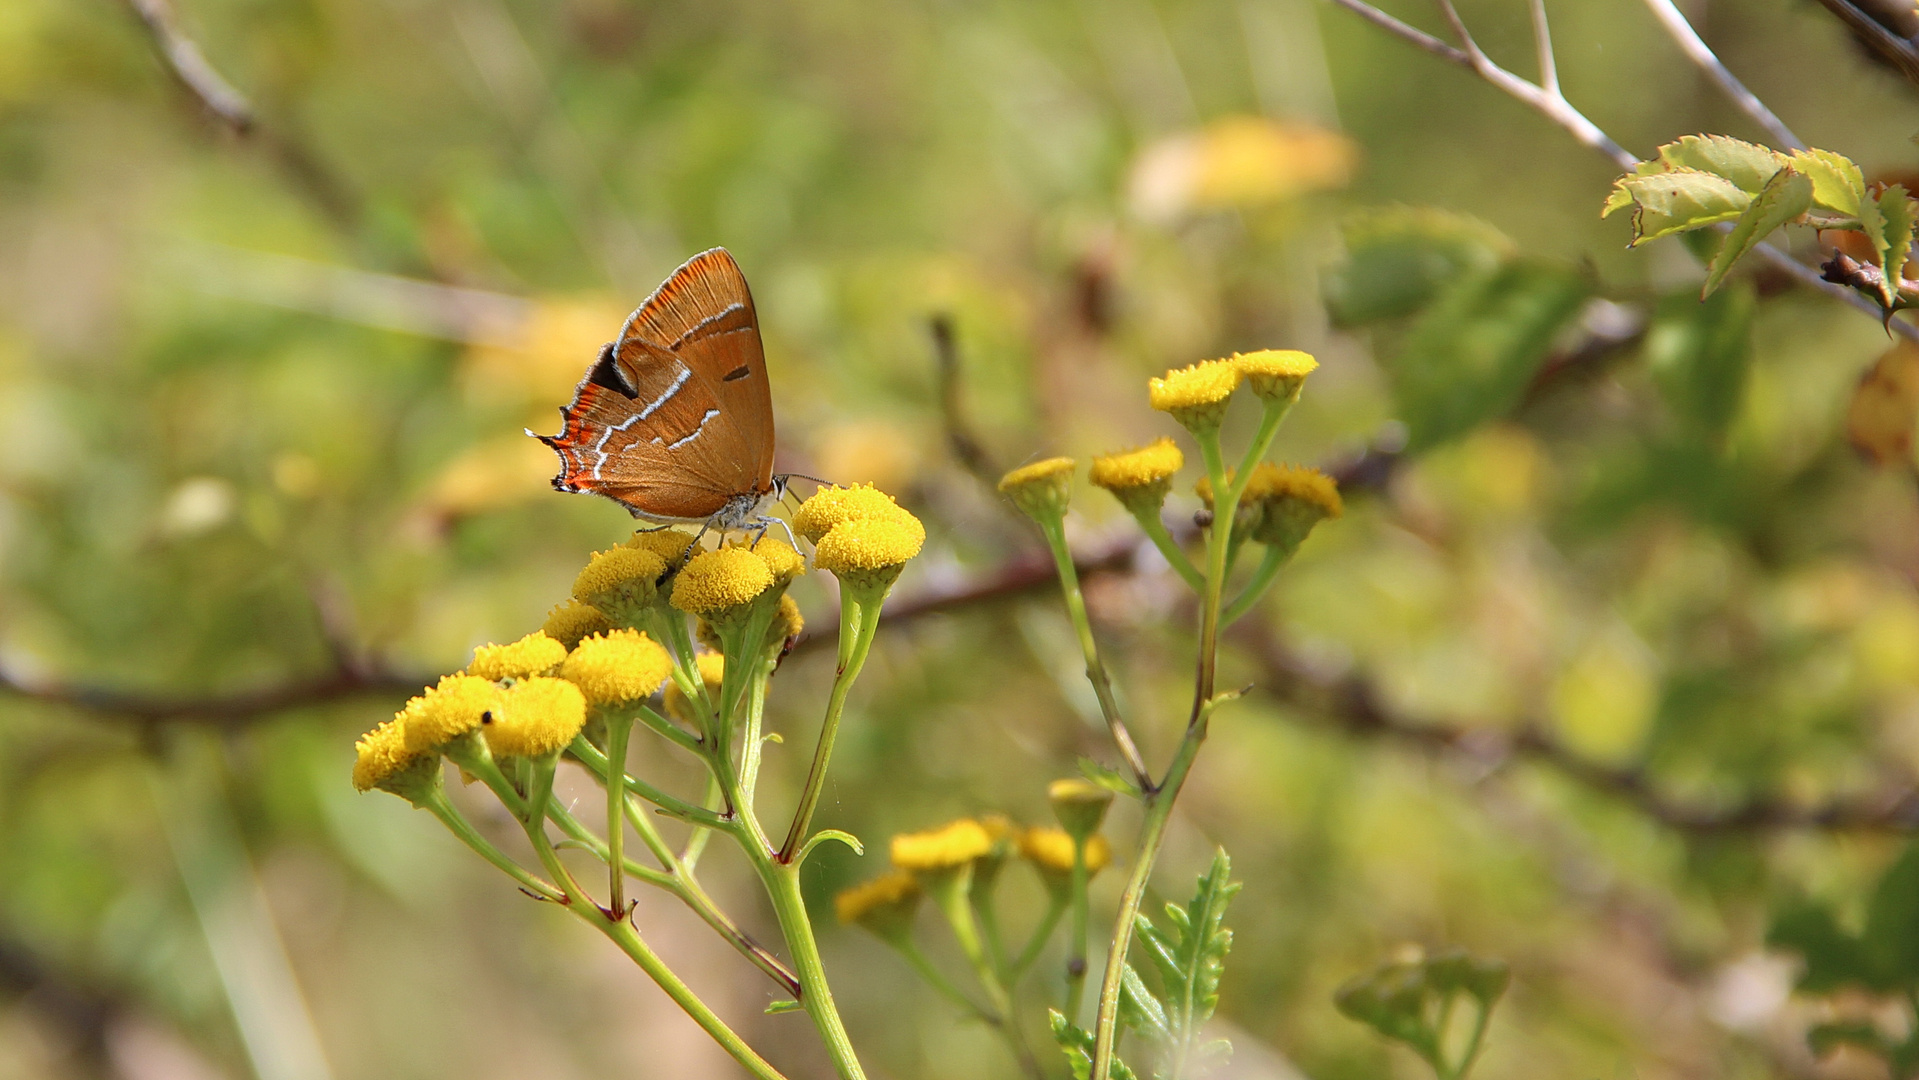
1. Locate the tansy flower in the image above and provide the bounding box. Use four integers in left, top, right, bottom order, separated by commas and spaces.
891, 818, 994, 871
482, 677, 587, 758
352, 715, 436, 797
1149, 358, 1240, 433
1020, 826, 1113, 876
793, 484, 923, 545
1199, 463, 1341, 549
814, 517, 923, 595
671, 548, 775, 620
542, 600, 612, 649
1048, 778, 1115, 840
468, 631, 567, 681
561, 629, 674, 705
767, 594, 804, 651
573, 547, 667, 625
1232, 349, 1317, 401
402, 675, 501, 753
627, 528, 697, 562
835, 870, 923, 942
1090, 437, 1183, 516
730, 534, 806, 585
997, 457, 1076, 522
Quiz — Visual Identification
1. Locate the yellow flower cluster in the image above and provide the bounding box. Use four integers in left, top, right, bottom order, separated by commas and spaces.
1231, 349, 1317, 400
1090, 437, 1184, 516
627, 528, 696, 562
351, 716, 426, 793
1149, 358, 1241, 431
541, 600, 612, 649
402, 674, 500, 752
1194, 462, 1342, 549
1019, 826, 1113, 875
998, 457, 1076, 521
483, 677, 587, 758
573, 546, 667, 624
795, 485, 925, 590
834, 868, 922, 924
889, 818, 995, 871
671, 547, 775, 616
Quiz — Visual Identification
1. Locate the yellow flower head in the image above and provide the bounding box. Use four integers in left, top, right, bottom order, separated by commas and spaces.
542, 600, 613, 649
627, 528, 697, 562
468, 631, 567, 681
1020, 826, 1113, 876
402, 674, 501, 752
768, 594, 804, 649
352, 715, 436, 798
835, 869, 923, 941
793, 484, 921, 544
1232, 349, 1317, 401
573, 546, 668, 625
561, 629, 674, 705
482, 676, 587, 758
891, 818, 994, 871
1196, 463, 1341, 550
1090, 437, 1183, 516
670, 547, 775, 617
1047, 778, 1116, 840
998, 457, 1076, 523
814, 518, 923, 595
730, 534, 806, 585
1149, 359, 1240, 432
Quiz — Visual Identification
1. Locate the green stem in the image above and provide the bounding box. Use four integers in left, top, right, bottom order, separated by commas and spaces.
545, 802, 675, 890
779, 593, 881, 861
931, 870, 1042, 1080
569, 734, 726, 827
1131, 508, 1204, 591
634, 701, 704, 755
1038, 516, 1151, 790
897, 939, 994, 1019
1010, 894, 1069, 980
420, 790, 563, 902
1231, 394, 1295, 494
740, 646, 774, 803
604, 711, 634, 919
681, 773, 724, 870
596, 909, 791, 1080
1220, 543, 1289, 626
758, 858, 869, 1080
1447, 999, 1493, 1080
1064, 840, 1092, 1022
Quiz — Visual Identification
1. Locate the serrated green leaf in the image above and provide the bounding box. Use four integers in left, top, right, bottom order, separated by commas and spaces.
1325, 206, 1514, 325
1876, 186, 1915, 310
1386, 262, 1592, 453
1645, 283, 1754, 439
1702, 166, 1810, 297
1079, 756, 1142, 798
1131, 848, 1239, 1073
1049, 1010, 1139, 1080
1614, 169, 1752, 245
1603, 160, 1666, 217
1790, 148, 1866, 216
1656, 134, 1788, 193
1119, 964, 1171, 1044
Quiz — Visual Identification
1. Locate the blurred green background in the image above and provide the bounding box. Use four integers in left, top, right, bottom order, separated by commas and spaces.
4, 0, 1919, 1077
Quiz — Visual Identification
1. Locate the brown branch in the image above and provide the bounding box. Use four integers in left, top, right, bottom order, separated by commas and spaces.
929, 312, 1001, 485
1813, 0, 1919, 86
0, 664, 421, 728
121, 0, 360, 228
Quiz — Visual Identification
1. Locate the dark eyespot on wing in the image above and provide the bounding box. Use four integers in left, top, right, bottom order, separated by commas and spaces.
722, 364, 752, 382
587, 342, 639, 398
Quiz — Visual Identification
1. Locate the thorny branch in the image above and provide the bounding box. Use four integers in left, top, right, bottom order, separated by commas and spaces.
1639, 0, 1804, 151
1326, 0, 1919, 343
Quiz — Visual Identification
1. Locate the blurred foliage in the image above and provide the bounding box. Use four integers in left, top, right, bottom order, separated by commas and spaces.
3, 0, 1919, 1078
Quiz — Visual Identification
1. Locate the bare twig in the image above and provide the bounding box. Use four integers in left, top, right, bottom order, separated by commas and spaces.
1813, 0, 1919, 86
1641, 0, 1804, 151
929, 313, 1001, 485
121, 0, 359, 228
1528, 0, 1559, 98
0, 665, 420, 729
1327, 0, 1919, 342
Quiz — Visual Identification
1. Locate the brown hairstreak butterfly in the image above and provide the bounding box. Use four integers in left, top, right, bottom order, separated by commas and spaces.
532, 248, 785, 535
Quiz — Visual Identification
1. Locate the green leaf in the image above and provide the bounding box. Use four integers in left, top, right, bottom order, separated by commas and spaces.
1610, 169, 1751, 245
1862, 841, 1919, 985
1080, 756, 1143, 798
1644, 283, 1755, 439
1874, 186, 1915, 310
1133, 848, 1240, 1068
1422, 948, 1511, 1007
794, 828, 863, 866
1324, 207, 1515, 326
1049, 1010, 1139, 1080
1702, 166, 1810, 297
1790, 148, 1866, 216
764, 998, 803, 1015
1808, 1021, 1888, 1059
1119, 964, 1171, 1044
1768, 900, 1880, 992
1386, 262, 1592, 452
1655, 134, 1788, 193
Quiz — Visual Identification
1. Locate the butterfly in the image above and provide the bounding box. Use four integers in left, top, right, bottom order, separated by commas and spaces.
533, 248, 784, 534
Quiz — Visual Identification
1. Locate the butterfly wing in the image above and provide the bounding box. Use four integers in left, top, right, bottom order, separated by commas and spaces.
535, 248, 776, 522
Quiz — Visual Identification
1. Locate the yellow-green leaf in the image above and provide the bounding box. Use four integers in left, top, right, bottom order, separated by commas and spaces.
1656, 134, 1788, 194
1614, 168, 1751, 245
1790, 148, 1866, 217
1876, 186, 1915, 309
1703, 166, 1811, 297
